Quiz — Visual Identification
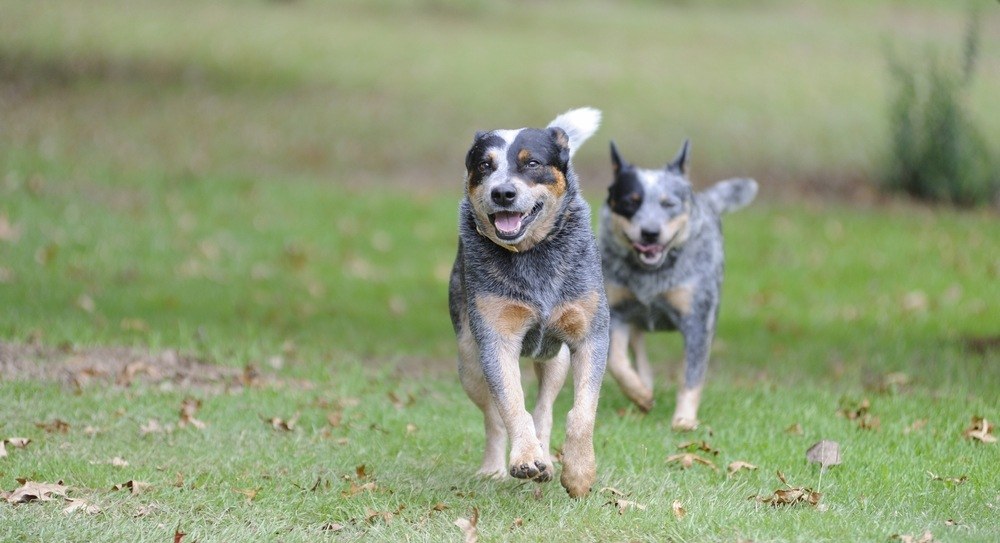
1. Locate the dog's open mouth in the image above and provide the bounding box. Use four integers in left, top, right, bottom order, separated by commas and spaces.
632, 242, 666, 265
490, 202, 543, 241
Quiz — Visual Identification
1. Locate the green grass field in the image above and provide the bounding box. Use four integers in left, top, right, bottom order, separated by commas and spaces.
2, 1, 999, 541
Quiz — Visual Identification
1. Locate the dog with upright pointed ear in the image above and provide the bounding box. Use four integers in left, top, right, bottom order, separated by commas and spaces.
599, 138, 757, 430
448, 108, 610, 497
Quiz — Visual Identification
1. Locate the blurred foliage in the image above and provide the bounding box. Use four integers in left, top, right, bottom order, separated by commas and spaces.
884, 11, 999, 207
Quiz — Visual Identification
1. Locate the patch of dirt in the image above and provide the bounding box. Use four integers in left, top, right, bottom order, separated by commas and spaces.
963, 335, 1000, 356
0, 342, 311, 393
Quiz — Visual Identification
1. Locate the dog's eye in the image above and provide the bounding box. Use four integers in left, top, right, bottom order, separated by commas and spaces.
526, 160, 541, 169
661, 199, 677, 209
477, 161, 493, 174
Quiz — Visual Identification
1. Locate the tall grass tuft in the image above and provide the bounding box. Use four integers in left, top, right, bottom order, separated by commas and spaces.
883, 12, 998, 207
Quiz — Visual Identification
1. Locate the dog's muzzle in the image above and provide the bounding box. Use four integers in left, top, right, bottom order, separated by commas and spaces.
490, 202, 543, 241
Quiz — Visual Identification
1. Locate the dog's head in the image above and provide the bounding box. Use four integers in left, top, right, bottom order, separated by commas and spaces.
464, 108, 600, 252
605, 139, 694, 268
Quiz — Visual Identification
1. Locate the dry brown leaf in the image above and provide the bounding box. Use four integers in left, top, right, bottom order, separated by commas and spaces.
35, 419, 71, 433
264, 412, 300, 431
140, 419, 172, 436
63, 498, 101, 515
890, 531, 935, 543
6, 480, 69, 504
234, 487, 260, 503
785, 423, 804, 435
666, 452, 719, 472
806, 440, 842, 469
676, 440, 719, 455
355, 464, 369, 479
510, 517, 523, 530
388, 391, 415, 410
927, 471, 967, 485
431, 502, 449, 512
178, 397, 207, 429
599, 487, 626, 497
750, 471, 821, 507
1, 437, 30, 458
672, 499, 686, 519
837, 397, 871, 420
174, 528, 186, 543
321, 522, 344, 532
112, 480, 152, 495
728, 461, 759, 476
454, 507, 479, 543
342, 481, 376, 498
963, 416, 996, 444
133, 504, 157, 518
364, 508, 393, 524
326, 411, 343, 428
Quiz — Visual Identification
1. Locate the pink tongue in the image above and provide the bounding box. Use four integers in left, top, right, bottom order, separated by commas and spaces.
494, 212, 523, 234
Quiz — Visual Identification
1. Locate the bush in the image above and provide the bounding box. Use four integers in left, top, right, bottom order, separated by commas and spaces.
883, 13, 999, 207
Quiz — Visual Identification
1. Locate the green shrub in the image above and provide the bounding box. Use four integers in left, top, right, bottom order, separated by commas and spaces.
883, 13, 999, 207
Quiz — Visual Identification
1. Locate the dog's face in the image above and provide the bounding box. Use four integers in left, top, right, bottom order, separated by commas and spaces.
606, 140, 694, 268
463, 108, 600, 252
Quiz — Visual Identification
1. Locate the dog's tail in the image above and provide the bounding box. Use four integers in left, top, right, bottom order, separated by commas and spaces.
700, 178, 758, 215
547, 107, 601, 159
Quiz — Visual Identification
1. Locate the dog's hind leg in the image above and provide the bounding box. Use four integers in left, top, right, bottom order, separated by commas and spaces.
532, 344, 570, 481
607, 322, 653, 412
457, 329, 507, 478
628, 328, 654, 390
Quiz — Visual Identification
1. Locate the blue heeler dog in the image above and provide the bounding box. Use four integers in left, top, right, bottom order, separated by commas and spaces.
599, 139, 757, 430
448, 108, 609, 497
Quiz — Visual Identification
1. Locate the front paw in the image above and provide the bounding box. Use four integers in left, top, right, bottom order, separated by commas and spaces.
510, 459, 550, 481
671, 416, 699, 432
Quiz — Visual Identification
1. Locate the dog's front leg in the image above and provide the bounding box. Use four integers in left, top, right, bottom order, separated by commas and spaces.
673, 316, 715, 431
606, 320, 653, 411
560, 337, 608, 498
531, 344, 570, 482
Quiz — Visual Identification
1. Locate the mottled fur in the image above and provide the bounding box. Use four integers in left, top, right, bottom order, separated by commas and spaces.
599, 139, 757, 430
448, 108, 609, 497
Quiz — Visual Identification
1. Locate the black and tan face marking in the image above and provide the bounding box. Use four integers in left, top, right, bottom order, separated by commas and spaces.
463, 127, 572, 251
606, 140, 695, 268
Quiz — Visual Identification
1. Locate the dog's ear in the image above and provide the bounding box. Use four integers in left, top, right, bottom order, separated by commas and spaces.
666, 139, 691, 175
546, 107, 601, 159
548, 127, 571, 170
610, 140, 628, 174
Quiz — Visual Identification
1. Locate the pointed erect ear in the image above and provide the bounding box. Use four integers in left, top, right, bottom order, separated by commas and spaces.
667, 138, 691, 175
473, 130, 487, 142
610, 140, 626, 174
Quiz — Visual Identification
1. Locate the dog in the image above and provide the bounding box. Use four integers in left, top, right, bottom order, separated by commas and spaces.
599, 138, 757, 430
448, 108, 609, 497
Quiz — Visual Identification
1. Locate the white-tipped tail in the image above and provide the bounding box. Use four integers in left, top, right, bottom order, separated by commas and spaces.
547, 107, 601, 158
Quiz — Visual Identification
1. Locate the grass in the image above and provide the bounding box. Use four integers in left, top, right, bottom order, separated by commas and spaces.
1, 0, 999, 541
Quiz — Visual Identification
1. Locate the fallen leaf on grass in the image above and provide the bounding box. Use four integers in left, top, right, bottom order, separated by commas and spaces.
321, 522, 344, 532
666, 452, 718, 472
388, 391, 415, 410
676, 440, 719, 455
365, 508, 394, 524
174, 528, 186, 543
510, 517, 523, 530
140, 419, 173, 436
600, 487, 647, 514
806, 440, 842, 469
963, 416, 996, 444
89, 456, 129, 468
133, 504, 157, 518
890, 531, 934, 543
342, 481, 376, 497
431, 502, 449, 512
728, 461, 759, 476
785, 423, 804, 435
5, 480, 69, 504
326, 411, 343, 428
263, 413, 300, 432
750, 471, 821, 507
63, 498, 101, 515
926, 471, 967, 485
111, 480, 152, 495
454, 507, 479, 543
672, 500, 686, 519
178, 397, 207, 430
35, 419, 70, 433
233, 487, 260, 503
355, 464, 369, 479
0, 437, 30, 458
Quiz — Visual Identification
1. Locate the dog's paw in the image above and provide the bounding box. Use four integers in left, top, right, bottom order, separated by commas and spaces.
670, 416, 699, 432
510, 460, 549, 481
559, 462, 596, 498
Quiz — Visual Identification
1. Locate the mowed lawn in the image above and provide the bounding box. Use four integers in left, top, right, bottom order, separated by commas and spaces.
2, 1, 999, 541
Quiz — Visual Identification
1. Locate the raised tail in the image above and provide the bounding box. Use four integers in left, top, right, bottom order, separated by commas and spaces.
700, 178, 758, 215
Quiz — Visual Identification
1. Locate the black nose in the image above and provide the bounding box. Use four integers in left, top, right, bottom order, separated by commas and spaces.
491, 183, 517, 206
640, 228, 660, 243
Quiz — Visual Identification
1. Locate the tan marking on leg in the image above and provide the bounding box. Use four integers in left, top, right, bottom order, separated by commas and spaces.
671, 383, 703, 432
550, 290, 600, 344
605, 282, 635, 308
560, 341, 599, 498
664, 285, 694, 316
606, 325, 653, 411
474, 295, 536, 338
628, 327, 653, 389
531, 345, 569, 480
457, 326, 507, 476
